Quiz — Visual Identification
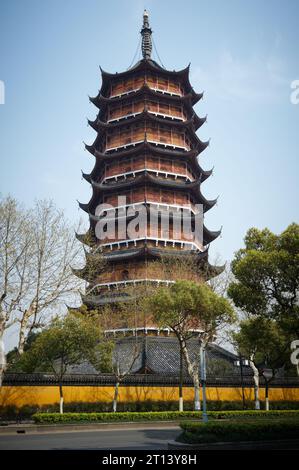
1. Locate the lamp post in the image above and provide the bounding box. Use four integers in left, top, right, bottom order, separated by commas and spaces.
262, 368, 273, 411
200, 342, 208, 422
234, 355, 248, 410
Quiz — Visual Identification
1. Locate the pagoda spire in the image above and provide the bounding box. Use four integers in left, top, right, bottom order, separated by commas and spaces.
141, 10, 152, 60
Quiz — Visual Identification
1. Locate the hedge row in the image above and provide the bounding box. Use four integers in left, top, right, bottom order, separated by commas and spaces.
2, 400, 299, 420
32, 411, 200, 423
179, 418, 299, 444
32, 409, 299, 424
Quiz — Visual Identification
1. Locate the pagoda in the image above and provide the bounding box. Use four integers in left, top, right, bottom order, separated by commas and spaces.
75, 11, 223, 335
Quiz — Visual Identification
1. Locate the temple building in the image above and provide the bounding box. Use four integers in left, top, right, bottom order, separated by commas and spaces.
74, 11, 223, 344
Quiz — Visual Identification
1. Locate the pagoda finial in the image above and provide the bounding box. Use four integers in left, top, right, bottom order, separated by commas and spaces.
141, 10, 152, 60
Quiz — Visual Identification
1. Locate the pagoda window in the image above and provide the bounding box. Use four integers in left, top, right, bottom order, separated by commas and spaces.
134, 76, 145, 89
123, 103, 132, 115
168, 81, 179, 94
108, 107, 118, 120
124, 79, 133, 91
148, 101, 156, 113
134, 101, 144, 113
122, 130, 132, 145
146, 187, 158, 200
120, 159, 132, 173
146, 75, 157, 88
146, 156, 156, 168
110, 81, 124, 97
175, 192, 186, 205
134, 157, 145, 170
105, 163, 111, 178
159, 129, 171, 143
132, 188, 144, 203
122, 270, 129, 280
185, 135, 191, 147
158, 77, 168, 91
160, 159, 172, 172
175, 161, 186, 172
159, 103, 169, 114
161, 190, 174, 204
172, 105, 183, 118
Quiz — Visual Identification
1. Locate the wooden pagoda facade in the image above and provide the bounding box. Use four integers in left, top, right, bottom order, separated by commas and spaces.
75, 11, 223, 329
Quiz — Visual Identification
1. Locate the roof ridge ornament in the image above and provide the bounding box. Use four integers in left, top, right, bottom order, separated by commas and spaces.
141, 10, 152, 60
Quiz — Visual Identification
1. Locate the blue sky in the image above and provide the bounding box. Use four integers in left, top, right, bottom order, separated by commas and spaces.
0, 0, 298, 266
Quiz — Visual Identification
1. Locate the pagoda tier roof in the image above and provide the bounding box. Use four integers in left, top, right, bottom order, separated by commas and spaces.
72, 245, 210, 280
80, 261, 225, 306
99, 59, 200, 102
79, 171, 217, 213
90, 83, 203, 109
82, 292, 131, 307
85, 141, 211, 177
201, 261, 225, 279
86, 132, 209, 160
87, 117, 207, 152
88, 109, 206, 133
75, 231, 97, 246
88, 157, 211, 184
75, 221, 221, 248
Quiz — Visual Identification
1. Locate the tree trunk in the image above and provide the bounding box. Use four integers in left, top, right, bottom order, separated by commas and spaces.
179, 346, 184, 411
0, 322, 6, 387
249, 359, 260, 410
200, 343, 208, 422
193, 375, 201, 411
59, 383, 64, 414
179, 336, 200, 411
113, 381, 119, 412
18, 308, 33, 355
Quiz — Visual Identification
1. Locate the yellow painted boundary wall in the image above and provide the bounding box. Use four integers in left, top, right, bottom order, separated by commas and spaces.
1, 386, 299, 408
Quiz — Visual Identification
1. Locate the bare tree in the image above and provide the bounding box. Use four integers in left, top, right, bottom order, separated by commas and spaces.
208, 255, 231, 296
0, 197, 32, 384
83, 304, 142, 412
0, 196, 84, 383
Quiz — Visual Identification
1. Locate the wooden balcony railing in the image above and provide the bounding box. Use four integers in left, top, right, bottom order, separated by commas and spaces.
107, 101, 186, 122
103, 158, 194, 181
109, 76, 184, 99
105, 128, 190, 152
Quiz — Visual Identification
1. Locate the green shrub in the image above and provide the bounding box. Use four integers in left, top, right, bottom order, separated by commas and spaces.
179, 418, 299, 444
2, 400, 299, 421
32, 411, 200, 424
0, 405, 19, 421
208, 409, 299, 419
32, 409, 299, 425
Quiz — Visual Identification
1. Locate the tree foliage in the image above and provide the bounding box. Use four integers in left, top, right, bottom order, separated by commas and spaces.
149, 280, 236, 341
17, 315, 100, 376
228, 224, 299, 336
232, 316, 290, 372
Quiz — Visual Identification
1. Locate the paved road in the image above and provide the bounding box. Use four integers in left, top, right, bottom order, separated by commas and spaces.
0, 426, 180, 450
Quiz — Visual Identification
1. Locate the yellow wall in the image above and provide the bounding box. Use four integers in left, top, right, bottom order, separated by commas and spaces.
1, 385, 299, 408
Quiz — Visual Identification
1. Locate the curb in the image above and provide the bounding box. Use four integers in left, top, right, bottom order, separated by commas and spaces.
168, 438, 299, 450
0, 420, 181, 435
